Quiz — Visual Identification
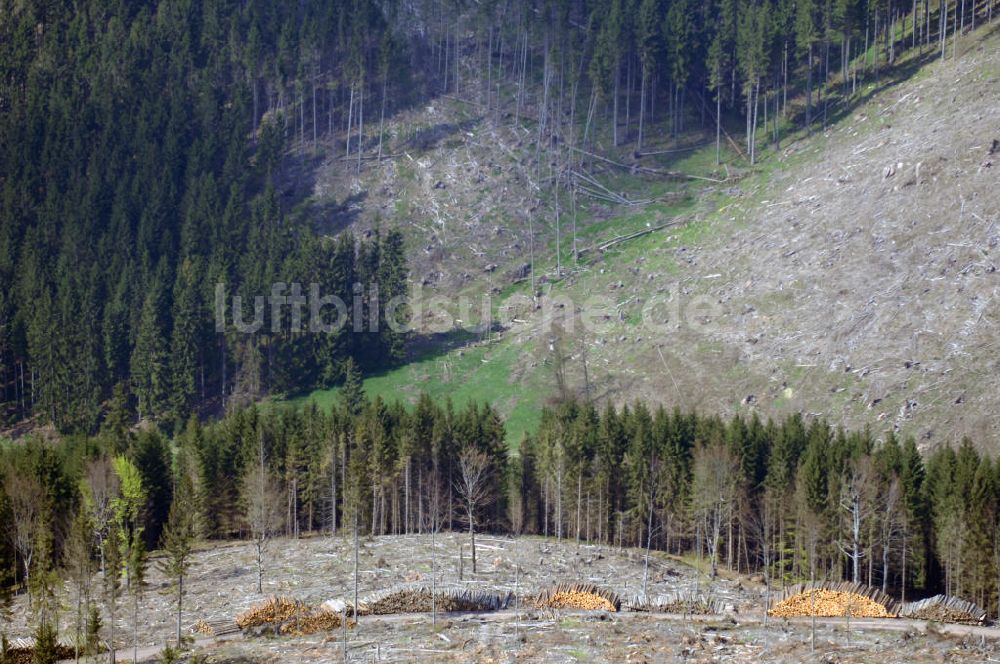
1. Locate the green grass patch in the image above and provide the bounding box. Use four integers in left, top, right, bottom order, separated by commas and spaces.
286, 336, 546, 448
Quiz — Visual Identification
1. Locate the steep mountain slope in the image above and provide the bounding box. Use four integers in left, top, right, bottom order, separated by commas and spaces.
294, 25, 999, 448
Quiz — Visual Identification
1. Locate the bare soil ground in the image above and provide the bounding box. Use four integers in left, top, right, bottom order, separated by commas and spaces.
191, 611, 1000, 663
9, 534, 1000, 662
7, 534, 752, 651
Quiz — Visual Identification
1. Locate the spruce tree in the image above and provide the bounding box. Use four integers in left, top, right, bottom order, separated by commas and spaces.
131, 274, 170, 422
159, 477, 196, 648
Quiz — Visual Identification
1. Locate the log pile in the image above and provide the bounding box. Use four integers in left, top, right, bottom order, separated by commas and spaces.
235, 596, 346, 636
360, 587, 514, 615
768, 584, 896, 619
192, 618, 240, 637
626, 594, 718, 615
529, 583, 621, 612
900, 595, 988, 625
3, 638, 76, 664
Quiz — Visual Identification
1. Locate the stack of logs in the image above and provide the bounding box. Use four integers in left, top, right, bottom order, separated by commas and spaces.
529, 583, 621, 612
191, 618, 241, 637
627, 594, 718, 615
768, 583, 898, 618
3, 638, 76, 664
235, 596, 346, 635
900, 595, 988, 625
361, 587, 514, 615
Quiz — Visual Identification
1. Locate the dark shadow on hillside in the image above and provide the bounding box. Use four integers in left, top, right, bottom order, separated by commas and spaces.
283, 325, 492, 405
304, 191, 368, 236
405, 325, 485, 362
271, 149, 327, 209
818, 47, 954, 132
407, 118, 481, 152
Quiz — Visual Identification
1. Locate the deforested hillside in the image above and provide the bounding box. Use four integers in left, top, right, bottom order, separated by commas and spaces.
297, 24, 1000, 448
684, 29, 1000, 445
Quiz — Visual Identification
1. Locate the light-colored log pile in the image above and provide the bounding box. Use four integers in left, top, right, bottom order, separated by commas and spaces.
900, 595, 988, 625
235, 596, 346, 635
528, 583, 621, 612
768, 582, 897, 619
359, 587, 514, 615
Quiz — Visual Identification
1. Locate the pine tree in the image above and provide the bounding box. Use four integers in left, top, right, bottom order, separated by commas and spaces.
159, 475, 196, 648
169, 257, 205, 425
131, 273, 170, 422
339, 358, 366, 418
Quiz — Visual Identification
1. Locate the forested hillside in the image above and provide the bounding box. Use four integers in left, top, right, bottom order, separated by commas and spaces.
6, 386, 1000, 635
0, 0, 416, 433
4, 0, 997, 435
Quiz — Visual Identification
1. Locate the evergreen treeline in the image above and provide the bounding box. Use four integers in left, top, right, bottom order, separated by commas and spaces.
5, 392, 1000, 628
0, 0, 413, 433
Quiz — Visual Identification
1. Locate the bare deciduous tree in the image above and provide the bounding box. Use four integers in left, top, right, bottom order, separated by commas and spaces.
241, 464, 284, 594
82, 456, 119, 577
3, 469, 43, 595
879, 476, 903, 593
838, 457, 877, 584
691, 442, 739, 578
456, 448, 494, 574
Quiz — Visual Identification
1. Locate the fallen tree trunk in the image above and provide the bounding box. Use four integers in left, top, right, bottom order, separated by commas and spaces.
578, 219, 687, 256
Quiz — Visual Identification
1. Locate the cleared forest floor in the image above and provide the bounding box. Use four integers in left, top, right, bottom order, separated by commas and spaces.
10, 534, 1000, 663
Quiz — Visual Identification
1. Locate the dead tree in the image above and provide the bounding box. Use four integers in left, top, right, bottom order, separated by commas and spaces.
456, 447, 494, 574
2, 469, 43, 596
241, 464, 283, 594
691, 442, 739, 579
838, 457, 877, 584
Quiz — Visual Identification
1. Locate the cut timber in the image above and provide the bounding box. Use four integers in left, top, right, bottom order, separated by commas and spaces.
626, 593, 721, 614
529, 582, 621, 611
359, 587, 514, 615
900, 595, 987, 625
768, 582, 898, 618
634, 143, 712, 158
236, 596, 348, 635
192, 618, 240, 637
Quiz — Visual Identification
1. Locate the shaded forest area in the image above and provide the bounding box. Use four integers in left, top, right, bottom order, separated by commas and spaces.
2, 0, 998, 434
4, 382, 1000, 651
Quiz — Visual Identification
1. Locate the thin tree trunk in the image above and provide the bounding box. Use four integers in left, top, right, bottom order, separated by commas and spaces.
715, 85, 721, 166
637, 66, 646, 152
345, 86, 354, 158
378, 75, 387, 161
176, 574, 183, 648
353, 511, 359, 620
613, 62, 620, 146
